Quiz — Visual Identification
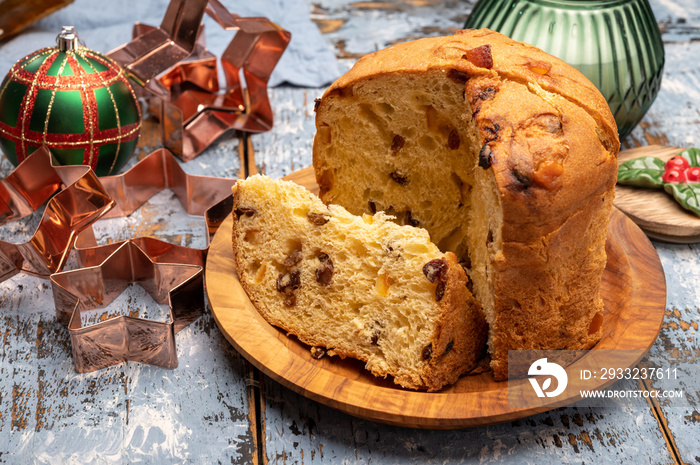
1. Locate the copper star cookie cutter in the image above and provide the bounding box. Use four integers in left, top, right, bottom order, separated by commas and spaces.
73, 147, 235, 268
50, 240, 204, 373
53, 147, 234, 373
0, 146, 114, 282
107, 0, 291, 161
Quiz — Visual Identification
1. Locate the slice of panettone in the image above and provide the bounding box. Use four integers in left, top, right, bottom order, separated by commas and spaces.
231, 174, 487, 391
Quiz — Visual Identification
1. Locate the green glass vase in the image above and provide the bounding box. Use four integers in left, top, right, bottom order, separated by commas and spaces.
466, 0, 665, 140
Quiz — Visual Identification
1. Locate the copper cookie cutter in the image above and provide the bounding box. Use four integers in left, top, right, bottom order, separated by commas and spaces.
55, 148, 235, 373
107, 0, 291, 161
50, 240, 204, 373
0, 146, 114, 282
73, 147, 235, 268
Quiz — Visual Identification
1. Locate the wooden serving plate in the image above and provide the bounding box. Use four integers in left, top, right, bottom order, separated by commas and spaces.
615, 145, 700, 243
206, 167, 666, 429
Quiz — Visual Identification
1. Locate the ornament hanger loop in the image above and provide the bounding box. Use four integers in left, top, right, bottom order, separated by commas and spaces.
56, 26, 80, 51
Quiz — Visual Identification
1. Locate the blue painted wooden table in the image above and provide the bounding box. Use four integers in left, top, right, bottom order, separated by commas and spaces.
1, 0, 699, 463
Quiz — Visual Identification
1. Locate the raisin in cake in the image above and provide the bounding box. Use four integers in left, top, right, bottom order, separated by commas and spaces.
231, 174, 487, 391
313, 29, 620, 380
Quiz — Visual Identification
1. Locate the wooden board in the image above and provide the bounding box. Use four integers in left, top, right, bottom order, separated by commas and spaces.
615, 145, 700, 243
205, 167, 666, 429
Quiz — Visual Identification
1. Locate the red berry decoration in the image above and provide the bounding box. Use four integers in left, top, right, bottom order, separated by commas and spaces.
665, 156, 690, 172
686, 166, 700, 182
618, 148, 700, 218
662, 168, 687, 183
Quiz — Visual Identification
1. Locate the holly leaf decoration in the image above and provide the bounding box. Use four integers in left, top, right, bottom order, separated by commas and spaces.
617, 156, 665, 187
680, 147, 700, 166
664, 183, 700, 217
617, 148, 700, 218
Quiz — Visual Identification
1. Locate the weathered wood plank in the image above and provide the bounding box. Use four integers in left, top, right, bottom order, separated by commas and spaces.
624, 41, 700, 149
261, 375, 676, 464
622, 35, 700, 464
310, 0, 474, 58
643, 242, 700, 465
251, 86, 324, 179
0, 257, 256, 463
650, 0, 700, 43
0, 124, 256, 463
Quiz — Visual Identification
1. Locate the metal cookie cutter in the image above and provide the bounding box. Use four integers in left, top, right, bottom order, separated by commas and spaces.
0, 146, 114, 282
54, 148, 234, 372
107, 0, 291, 161
73, 148, 235, 268
50, 240, 204, 373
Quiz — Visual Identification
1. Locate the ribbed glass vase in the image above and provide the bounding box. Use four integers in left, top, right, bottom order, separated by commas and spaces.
466, 0, 665, 140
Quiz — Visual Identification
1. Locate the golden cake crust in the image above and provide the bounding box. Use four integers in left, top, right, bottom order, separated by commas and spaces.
313, 29, 619, 380
320, 29, 617, 154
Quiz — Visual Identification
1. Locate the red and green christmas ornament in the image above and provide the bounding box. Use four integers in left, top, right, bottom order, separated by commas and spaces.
0, 26, 141, 176
618, 147, 700, 217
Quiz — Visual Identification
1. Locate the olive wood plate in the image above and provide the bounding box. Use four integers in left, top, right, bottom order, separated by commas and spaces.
206, 167, 666, 429
615, 145, 700, 243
